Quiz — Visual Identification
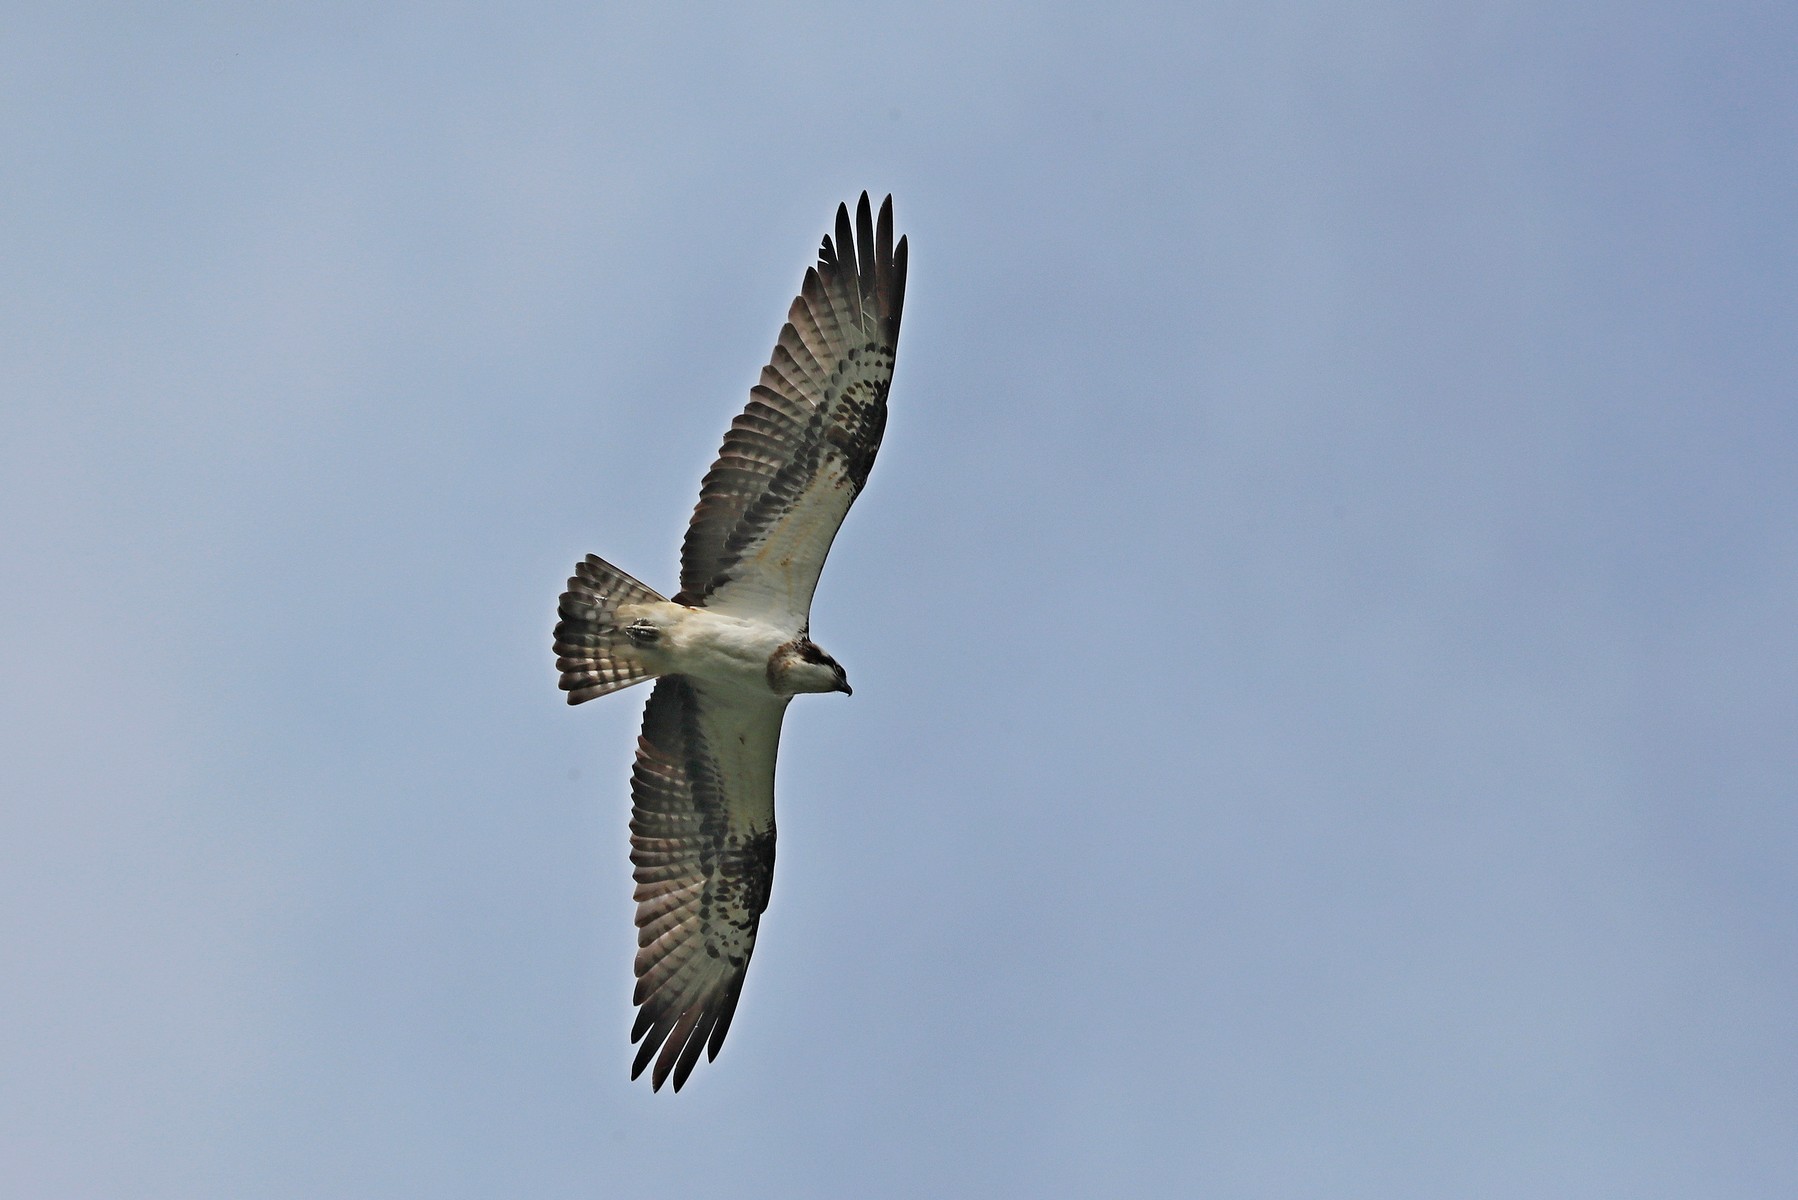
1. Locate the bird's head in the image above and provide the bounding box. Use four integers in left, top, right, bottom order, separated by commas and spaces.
770, 638, 852, 696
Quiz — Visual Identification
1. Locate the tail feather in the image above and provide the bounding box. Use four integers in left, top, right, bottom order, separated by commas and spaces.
555, 555, 668, 703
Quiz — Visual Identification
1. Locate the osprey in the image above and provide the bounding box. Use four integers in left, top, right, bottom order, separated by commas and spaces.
554, 194, 907, 1091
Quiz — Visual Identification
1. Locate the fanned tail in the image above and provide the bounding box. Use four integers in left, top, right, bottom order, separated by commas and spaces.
555, 555, 668, 703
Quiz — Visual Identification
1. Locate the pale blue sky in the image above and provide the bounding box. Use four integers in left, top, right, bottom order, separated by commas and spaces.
3, 4, 1795, 1197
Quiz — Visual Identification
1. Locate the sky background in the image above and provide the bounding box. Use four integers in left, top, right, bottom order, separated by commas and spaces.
4, 4, 1795, 1197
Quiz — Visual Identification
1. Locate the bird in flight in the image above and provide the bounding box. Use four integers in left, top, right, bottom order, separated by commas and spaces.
554, 194, 907, 1091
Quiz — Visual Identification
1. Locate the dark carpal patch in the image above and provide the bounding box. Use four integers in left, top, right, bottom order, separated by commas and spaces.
829, 351, 892, 492
713, 829, 776, 953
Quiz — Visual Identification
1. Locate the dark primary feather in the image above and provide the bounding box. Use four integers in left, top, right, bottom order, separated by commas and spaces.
628, 677, 786, 1091
676, 192, 907, 619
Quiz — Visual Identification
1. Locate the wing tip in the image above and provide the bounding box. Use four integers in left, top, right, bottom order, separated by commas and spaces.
812, 192, 905, 338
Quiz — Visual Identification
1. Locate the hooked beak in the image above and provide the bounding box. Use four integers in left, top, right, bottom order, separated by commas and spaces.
838, 678, 853, 696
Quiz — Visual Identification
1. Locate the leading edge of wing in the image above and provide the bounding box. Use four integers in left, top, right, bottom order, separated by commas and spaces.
676, 193, 908, 615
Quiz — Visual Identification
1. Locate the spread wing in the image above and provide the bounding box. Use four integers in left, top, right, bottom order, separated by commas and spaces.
676, 192, 908, 627
628, 676, 788, 1091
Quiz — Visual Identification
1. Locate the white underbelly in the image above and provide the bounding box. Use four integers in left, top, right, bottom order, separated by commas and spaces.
645, 604, 789, 694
